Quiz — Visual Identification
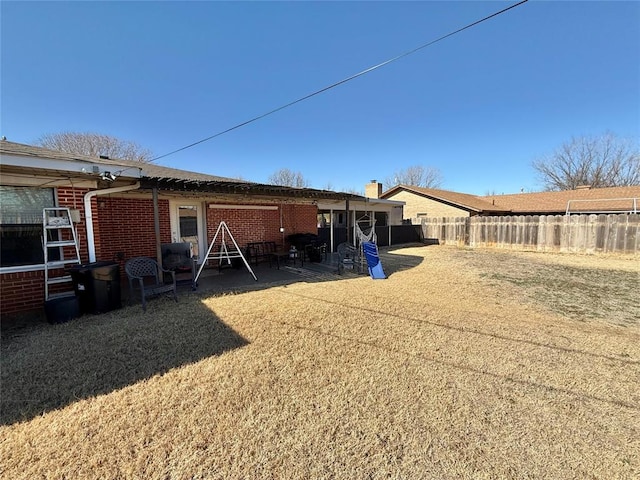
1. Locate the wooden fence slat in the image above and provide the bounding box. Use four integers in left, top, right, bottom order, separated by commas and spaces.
419, 213, 638, 255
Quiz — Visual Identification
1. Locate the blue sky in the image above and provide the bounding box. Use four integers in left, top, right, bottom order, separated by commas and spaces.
2, 1, 639, 195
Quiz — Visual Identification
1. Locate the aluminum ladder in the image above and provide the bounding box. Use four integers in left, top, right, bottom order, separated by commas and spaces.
43, 207, 81, 300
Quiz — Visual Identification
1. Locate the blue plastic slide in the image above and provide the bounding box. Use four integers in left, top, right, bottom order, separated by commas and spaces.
362, 242, 386, 279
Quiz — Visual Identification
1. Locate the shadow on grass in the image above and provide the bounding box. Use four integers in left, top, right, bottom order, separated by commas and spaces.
1, 297, 248, 426
187, 243, 429, 297
0, 243, 428, 426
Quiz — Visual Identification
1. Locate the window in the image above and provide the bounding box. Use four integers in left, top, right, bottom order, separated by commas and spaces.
0, 186, 56, 267
179, 213, 198, 237
374, 211, 388, 227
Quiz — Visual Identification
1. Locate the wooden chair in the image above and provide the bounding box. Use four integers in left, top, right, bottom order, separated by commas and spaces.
125, 257, 177, 312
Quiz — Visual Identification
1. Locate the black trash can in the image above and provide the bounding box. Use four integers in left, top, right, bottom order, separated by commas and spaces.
45, 295, 80, 324
69, 261, 121, 315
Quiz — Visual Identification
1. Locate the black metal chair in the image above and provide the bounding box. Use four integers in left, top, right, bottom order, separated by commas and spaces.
125, 257, 177, 312
336, 242, 360, 274
161, 242, 196, 287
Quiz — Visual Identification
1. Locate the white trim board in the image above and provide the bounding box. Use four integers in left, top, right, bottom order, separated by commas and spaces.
208, 204, 279, 210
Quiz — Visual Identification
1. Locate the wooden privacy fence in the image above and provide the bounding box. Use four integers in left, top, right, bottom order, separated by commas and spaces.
420, 214, 639, 255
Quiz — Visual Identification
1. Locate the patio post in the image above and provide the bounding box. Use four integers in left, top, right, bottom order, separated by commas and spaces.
330, 208, 334, 252
345, 198, 350, 244
152, 187, 163, 281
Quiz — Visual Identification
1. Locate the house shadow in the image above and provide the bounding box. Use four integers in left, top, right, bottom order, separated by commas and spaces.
1, 243, 430, 426
1, 299, 248, 426
304, 243, 430, 278
182, 243, 429, 297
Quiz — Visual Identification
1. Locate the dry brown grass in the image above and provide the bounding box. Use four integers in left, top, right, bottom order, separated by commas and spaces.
1, 246, 639, 479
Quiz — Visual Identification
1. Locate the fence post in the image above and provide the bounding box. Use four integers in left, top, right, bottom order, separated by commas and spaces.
423, 214, 635, 255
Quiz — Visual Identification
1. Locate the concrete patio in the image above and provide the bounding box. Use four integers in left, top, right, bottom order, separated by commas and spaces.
168, 251, 360, 300
2, 245, 425, 334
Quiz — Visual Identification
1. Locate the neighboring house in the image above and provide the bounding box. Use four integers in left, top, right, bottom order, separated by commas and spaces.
0, 140, 403, 317
378, 183, 640, 220
316, 181, 405, 248
483, 186, 640, 215
377, 183, 508, 219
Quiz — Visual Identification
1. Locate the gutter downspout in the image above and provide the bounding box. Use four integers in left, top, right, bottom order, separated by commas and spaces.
84, 182, 141, 263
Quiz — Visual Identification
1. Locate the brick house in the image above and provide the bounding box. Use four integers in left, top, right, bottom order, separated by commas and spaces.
1, 140, 378, 318
378, 183, 640, 220
375, 184, 507, 219
484, 186, 640, 215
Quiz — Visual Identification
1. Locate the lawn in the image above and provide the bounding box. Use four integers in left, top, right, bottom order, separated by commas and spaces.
1, 246, 638, 479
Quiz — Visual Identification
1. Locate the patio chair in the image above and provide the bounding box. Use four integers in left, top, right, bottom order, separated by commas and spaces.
336, 242, 360, 274
161, 242, 196, 288
125, 257, 177, 312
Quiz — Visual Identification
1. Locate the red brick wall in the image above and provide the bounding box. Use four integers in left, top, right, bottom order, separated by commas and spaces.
97, 196, 171, 262
1, 187, 97, 318
1, 195, 317, 318
0, 267, 99, 318
205, 203, 317, 249
1, 191, 173, 318
281, 204, 318, 241
57, 186, 93, 262
0, 270, 46, 316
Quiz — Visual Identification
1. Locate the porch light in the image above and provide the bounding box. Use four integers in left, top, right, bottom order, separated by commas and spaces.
100, 171, 117, 182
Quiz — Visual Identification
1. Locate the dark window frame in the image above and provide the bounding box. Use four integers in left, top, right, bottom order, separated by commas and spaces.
0, 186, 58, 268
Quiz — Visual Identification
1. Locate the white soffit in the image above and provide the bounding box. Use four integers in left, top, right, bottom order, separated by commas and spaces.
0, 153, 142, 179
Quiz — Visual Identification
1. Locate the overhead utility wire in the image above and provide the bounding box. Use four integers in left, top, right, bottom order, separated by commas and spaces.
152, 0, 528, 162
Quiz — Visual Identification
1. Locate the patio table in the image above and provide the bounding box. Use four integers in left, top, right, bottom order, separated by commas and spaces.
269, 250, 303, 269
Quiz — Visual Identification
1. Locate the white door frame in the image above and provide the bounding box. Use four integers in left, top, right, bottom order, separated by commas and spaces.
169, 199, 207, 264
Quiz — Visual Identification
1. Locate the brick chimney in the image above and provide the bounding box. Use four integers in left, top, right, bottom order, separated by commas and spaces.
365, 180, 383, 199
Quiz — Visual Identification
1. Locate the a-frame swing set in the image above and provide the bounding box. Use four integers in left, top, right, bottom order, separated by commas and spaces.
193, 221, 257, 289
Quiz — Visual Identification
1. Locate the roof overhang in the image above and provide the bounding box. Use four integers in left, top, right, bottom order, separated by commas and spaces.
138, 177, 364, 203
0, 152, 143, 181
0, 142, 375, 204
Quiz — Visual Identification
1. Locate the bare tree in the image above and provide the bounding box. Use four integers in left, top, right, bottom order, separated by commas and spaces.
317, 182, 362, 195
533, 133, 640, 191
384, 165, 443, 190
268, 168, 310, 188
340, 187, 364, 196
36, 132, 154, 162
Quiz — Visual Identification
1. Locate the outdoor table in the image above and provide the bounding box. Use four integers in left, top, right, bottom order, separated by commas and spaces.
269, 250, 303, 269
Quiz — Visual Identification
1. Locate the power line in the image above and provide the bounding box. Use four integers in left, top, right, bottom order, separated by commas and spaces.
152, 0, 528, 162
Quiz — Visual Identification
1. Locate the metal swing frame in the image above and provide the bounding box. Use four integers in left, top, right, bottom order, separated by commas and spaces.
193, 221, 257, 288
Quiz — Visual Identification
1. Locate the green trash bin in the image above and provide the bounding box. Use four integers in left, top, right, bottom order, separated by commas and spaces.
69, 261, 121, 314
